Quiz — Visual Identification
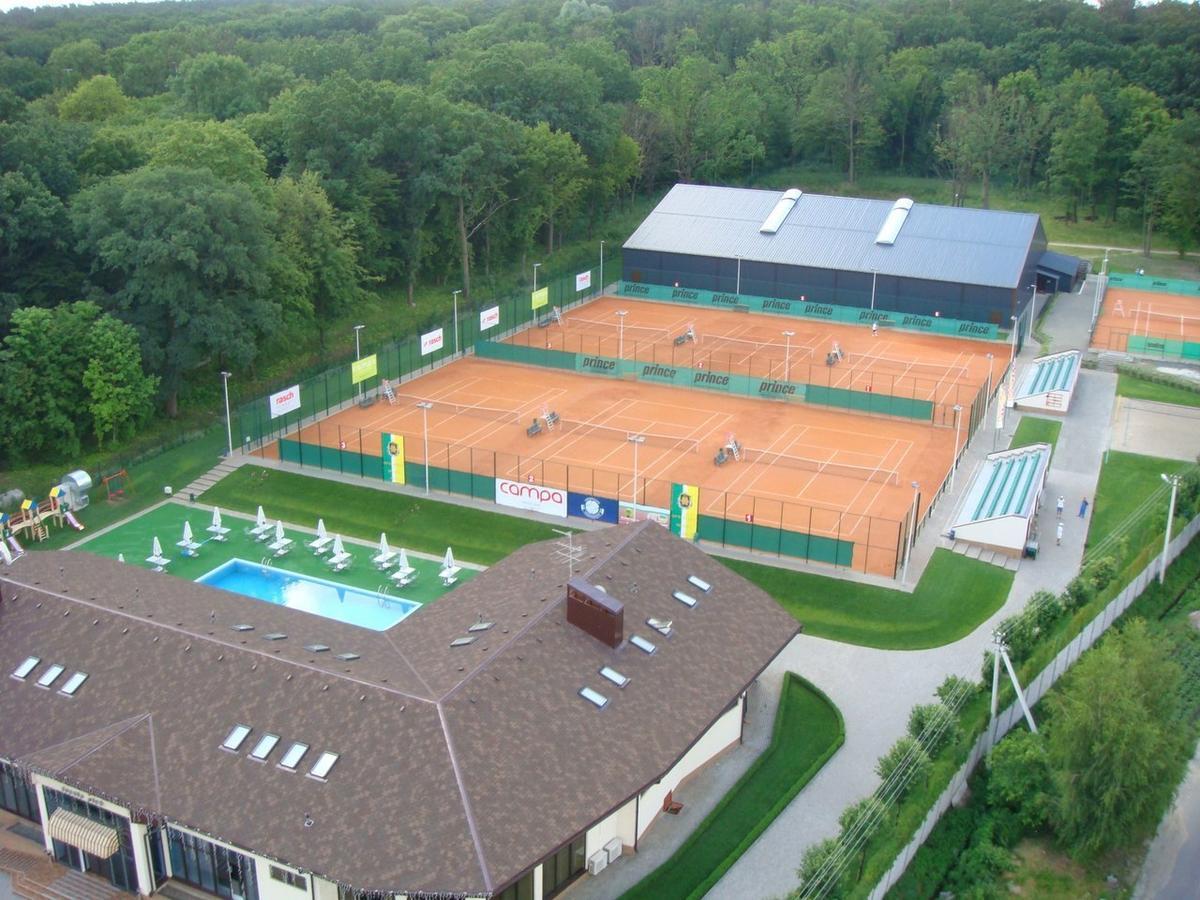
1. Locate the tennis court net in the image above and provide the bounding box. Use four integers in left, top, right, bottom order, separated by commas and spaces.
394, 394, 523, 425
743, 447, 900, 485
557, 419, 700, 453
567, 315, 672, 343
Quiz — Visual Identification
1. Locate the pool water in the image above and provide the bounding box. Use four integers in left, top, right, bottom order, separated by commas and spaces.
197, 559, 417, 631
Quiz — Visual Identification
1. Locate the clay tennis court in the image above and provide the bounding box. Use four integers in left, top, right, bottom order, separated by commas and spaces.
265, 356, 965, 577
511, 296, 1007, 420
1092, 286, 1200, 354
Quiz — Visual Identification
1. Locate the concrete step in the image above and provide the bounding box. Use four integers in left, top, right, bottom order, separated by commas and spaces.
42, 871, 123, 900
965, 544, 984, 560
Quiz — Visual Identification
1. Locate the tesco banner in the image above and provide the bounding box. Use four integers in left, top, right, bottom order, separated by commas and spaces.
480, 305, 500, 331
575, 270, 592, 292
495, 478, 567, 517
269, 384, 301, 419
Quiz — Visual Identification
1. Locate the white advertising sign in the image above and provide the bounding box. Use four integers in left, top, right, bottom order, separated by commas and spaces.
420, 327, 444, 356
575, 270, 592, 292
269, 384, 301, 419
480, 305, 500, 331
495, 478, 567, 517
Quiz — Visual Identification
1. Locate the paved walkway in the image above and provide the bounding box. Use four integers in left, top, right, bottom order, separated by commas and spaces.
1134, 740, 1200, 900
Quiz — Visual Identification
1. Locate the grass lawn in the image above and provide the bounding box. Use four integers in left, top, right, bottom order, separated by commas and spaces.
201, 465, 564, 565
622, 673, 844, 900
1010, 416, 1063, 456
70, 501, 471, 606
11, 424, 229, 551
1117, 373, 1200, 409
722, 549, 1013, 650
1089, 450, 1193, 551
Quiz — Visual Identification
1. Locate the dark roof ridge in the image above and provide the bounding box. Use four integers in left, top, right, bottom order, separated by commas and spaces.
380, 626, 436, 699
24, 712, 150, 776
435, 703, 493, 893
0, 572, 436, 706
582, 519, 655, 580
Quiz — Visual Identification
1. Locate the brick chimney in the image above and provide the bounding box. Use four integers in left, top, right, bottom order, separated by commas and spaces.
566, 576, 623, 648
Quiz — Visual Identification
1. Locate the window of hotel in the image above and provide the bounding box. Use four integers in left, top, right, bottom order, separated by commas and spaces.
494, 870, 534, 900
167, 827, 258, 900
336, 887, 392, 900
0, 761, 39, 823
542, 835, 586, 898
269, 865, 307, 890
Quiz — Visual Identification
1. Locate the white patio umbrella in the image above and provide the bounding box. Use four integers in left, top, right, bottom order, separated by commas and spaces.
182, 521, 195, 543
443, 547, 455, 569
152, 536, 164, 558
397, 548, 410, 571
314, 518, 327, 540
117, 553, 125, 563
254, 505, 267, 529
275, 520, 286, 542
331, 534, 345, 557
211, 507, 223, 529
378, 533, 390, 556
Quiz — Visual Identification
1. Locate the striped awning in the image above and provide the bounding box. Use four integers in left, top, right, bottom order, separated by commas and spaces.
47, 808, 120, 859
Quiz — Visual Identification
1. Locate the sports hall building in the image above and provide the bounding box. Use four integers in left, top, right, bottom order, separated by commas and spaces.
621, 184, 1084, 338
0, 521, 797, 899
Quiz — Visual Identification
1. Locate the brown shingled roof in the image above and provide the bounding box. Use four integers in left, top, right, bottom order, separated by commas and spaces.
0, 520, 797, 894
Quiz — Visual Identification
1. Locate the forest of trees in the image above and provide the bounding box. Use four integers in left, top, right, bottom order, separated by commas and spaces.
1, 0, 1199, 466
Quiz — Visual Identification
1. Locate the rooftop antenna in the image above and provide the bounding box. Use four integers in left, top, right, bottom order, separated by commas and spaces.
553, 528, 583, 579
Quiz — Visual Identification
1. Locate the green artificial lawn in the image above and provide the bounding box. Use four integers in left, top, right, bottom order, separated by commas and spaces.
1117, 373, 1200, 409
201, 465, 564, 565
723, 549, 1013, 650
1089, 450, 1193, 550
1010, 416, 1063, 456
70, 501, 473, 606
622, 674, 844, 900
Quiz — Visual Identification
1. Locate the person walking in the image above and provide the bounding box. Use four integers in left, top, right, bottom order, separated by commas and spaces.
1056, 521, 1064, 546
1078, 497, 1089, 518
1056, 495, 1065, 518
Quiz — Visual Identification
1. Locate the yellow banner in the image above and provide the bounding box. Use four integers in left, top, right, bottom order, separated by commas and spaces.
351, 354, 378, 384
381, 433, 405, 484
670, 483, 699, 540
531, 287, 549, 310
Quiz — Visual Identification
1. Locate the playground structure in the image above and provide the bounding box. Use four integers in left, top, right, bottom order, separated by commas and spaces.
0, 470, 93, 546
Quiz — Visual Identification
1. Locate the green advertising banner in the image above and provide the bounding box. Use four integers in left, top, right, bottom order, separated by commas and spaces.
1108, 272, 1200, 296
351, 354, 378, 384
616, 281, 1000, 340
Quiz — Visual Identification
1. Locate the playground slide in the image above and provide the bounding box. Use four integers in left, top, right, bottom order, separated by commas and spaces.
64, 511, 85, 531
7, 535, 24, 555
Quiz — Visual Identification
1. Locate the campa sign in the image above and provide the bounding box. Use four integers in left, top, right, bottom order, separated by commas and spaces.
495, 478, 567, 517
269, 385, 301, 419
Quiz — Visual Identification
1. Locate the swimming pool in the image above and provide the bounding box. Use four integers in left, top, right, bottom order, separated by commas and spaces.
197, 559, 418, 631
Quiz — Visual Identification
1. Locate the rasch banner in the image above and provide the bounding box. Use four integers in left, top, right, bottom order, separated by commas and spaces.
269, 384, 301, 419
496, 478, 567, 517
480, 305, 500, 331
575, 270, 592, 292
420, 327, 444, 355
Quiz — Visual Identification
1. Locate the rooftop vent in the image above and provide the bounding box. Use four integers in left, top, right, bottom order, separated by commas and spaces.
875, 197, 913, 246
647, 617, 673, 636
567, 576, 624, 648
760, 188, 802, 234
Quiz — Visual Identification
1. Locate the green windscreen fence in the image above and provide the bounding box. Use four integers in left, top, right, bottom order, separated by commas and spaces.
696, 515, 854, 566
1108, 272, 1200, 296
1126, 335, 1200, 361
476, 340, 935, 422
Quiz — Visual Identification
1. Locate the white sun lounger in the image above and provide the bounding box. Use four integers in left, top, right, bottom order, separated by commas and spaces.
326, 535, 352, 572
176, 538, 201, 557
206, 524, 230, 541
267, 536, 294, 557
439, 565, 461, 587
389, 564, 417, 587
146, 554, 171, 572
250, 522, 273, 541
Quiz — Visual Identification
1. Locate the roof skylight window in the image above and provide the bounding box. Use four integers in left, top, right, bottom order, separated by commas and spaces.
579, 687, 609, 708
222, 725, 252, 751
279, 742, 309, 771
36, 664, 64, 688
303, 643, 330, 653
599, 666, 629, 687
630, 635, 657, 654
12, 656, 39, 680
335, 652, 359, 661
230, 624, 254, 632
687, 575, 712, 592
673, 590, 697, 608
450, 636, 477, 648
468, 621, 494, 633
249, 733, 279, 760
58, 672, 88, 696
309, 751, 339, 780
263, 633, 287, 641
647, 617, 673, 636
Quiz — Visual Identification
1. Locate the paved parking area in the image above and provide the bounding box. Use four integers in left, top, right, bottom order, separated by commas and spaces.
1111, 396, 1200, 461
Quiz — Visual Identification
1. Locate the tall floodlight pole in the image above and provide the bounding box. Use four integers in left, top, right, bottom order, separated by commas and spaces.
533, 262, 541, 293
951, 404, 963, 491
870, 269, 878, 311
1027, 284, 1037, 344
417, 402, 433, 495
628, 435, 646, 520
616, 310, 628, 359
782, 330, 795, 381
1010, 314, 1018, 365
735, 255, 743, 295
353, 324, 365, 401
902, 480, 919, 585
452, 289, 462, 355
1160, 473, 1181, 584
220, 371, 233, 457
984, 352, 994, 419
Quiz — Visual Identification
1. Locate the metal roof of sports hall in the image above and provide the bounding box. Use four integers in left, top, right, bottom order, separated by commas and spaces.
0, 520, 797, 897
623, 184, 1042, 289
